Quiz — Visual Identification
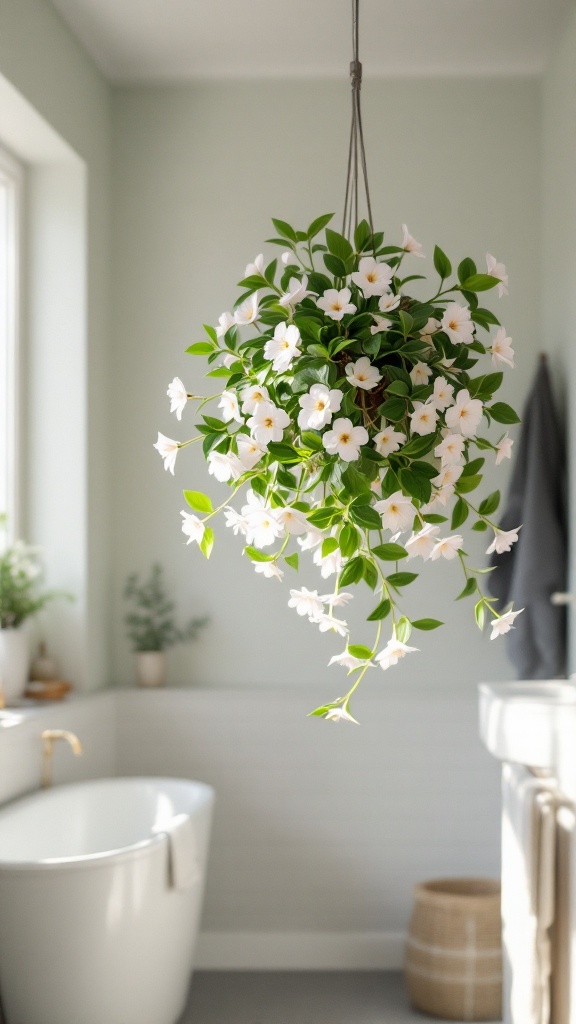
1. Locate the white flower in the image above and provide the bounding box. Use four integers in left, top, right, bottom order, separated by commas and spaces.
445, 389, 483, 437
324, 706, 360, 724
328, 650, 369, 670
234, 293, 260, 326
167, 377, 188, 420
218, 390, 243, 424
313, 612, 348, 636
241, 384, 270, 415
254, 561, 284, 581
490, 327, 515, 370
298, 530, 325, 552
248, 401, 290, 444
313, 543, 344, 579
430, 535, 465, 560
435, 433, 466, 466
298, 384, 343, 430
345, 356, 382, 391
275, 506, 309, 536
279, 275, 310, 309
317, 287, 356, 322
281, 251, 297, 266
410, 402, 438, 436
375, 638, 419, 670
153, 432, 179, 475
421, 486, 455, 514
288, 587, 325, 619
406, 523, 440, 560
351, 256, 393, 297
241, 490, 283, 549
207, 450, 243, 483
490, 608, 523, 639
221, 353, 236, 369
245, 253, 265, 278
236, 434, 267, 470
420, 317, 441, 343
401, 224, 425, 258
223, 506, 249, 536
495, 433, 514, 465
322, 417, 368, 462
374, 490, 416, 533
322, 592, 354, 607
409, 362, 432, 387
486, 526, 522, 555
486, 253, 509, 298
216, 311, 236, 338
378, 292, 402, 313
264, 322, 302, 372
180, 511, 205, 545
432, 464, 463, 488
370, 315, 389, 335
373, 425, 406, 457
430, 376, 455, 412
441, 303, 475, 346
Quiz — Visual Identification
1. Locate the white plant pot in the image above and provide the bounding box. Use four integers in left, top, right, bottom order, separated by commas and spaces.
0, 628, 30, 705
135, 650, 167, 688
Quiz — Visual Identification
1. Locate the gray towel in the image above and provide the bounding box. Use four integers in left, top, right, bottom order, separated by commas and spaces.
487, 358, 567, 678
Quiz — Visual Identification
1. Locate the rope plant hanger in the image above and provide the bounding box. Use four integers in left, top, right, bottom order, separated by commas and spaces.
155, 0, 520, 724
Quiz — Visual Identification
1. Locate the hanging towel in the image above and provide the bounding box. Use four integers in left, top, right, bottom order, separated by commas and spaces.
487, 358, 567, 678
153, 813, 200, 890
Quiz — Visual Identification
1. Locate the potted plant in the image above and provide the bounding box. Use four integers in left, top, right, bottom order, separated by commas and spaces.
0, 520, 65, 704
124, 563, 207, 687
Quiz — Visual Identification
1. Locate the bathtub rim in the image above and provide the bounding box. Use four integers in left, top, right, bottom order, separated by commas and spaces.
0, 775, 214, 873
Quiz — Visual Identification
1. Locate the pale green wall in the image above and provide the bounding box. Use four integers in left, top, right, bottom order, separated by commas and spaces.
111, 78, 541, 694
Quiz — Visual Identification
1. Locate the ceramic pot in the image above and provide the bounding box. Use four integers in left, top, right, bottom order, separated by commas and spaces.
0, 628, 30, 705
135, 650, 167, 688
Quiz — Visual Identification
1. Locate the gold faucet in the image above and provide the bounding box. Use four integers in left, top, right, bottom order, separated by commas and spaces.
41, 729, 83, 788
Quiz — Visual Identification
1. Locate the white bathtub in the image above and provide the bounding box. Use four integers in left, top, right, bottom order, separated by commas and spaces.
0, 776, 214, 1024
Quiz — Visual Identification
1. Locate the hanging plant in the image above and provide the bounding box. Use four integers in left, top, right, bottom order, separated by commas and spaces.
154, 2, 521, 723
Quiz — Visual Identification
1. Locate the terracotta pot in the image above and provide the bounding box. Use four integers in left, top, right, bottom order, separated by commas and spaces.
135, 650, 167, 688
0, 628, 30, 705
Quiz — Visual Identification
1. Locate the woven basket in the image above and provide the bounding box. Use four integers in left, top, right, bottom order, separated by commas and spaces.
404, 878, 502, 1021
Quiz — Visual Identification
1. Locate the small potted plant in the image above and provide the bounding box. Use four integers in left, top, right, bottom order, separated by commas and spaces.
124, 563, 207, 687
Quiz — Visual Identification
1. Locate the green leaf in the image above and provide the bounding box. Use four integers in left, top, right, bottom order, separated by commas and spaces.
322, 537, 339, 558
307, 213, 334, 239
457, 257, 477, 284
202, 415, 227, 432
203, 324, 218, 344
451, 497, 469, 530
245, 546, 275, 563
267, 442, 301, 464
200, 527, 214, 559
433, 245, 452, 280
206, 366, 233, 379
308, 507, 342, 529
455, 474, 482, 494
339, 556, 364, 587
460, 273, 500, 292
325, 228, 354, 262
183, 490, 213, 514
349, 504, 382, 530
472, 520, 489, 531
341, 464, 372, 497
489, 402, 520, 425
372, 543, 409, 561
324, 253, 348, 277
367, 598, 391, 622
411, 618, 444, 630
475, 599, 486, 631
387, 572, 419, 588
272, 217, 297, 242
473, 436, 495, 451
285, 552, 299, 570
422, 514, 448, 524
378, 397, 406, 421
399, 468, 431, 504
362, 557, 378, 590
347, 644, 374, 661
461, 457, 485, 477
354, 219, 372, 251
308, 271, 333, 294
339, 524, 360, 558
457, 578, 478, 600
300, 430, 323, 451
386, 380, 410, 397
398, 310, 414, 337
395, 616, 412, 643
401, 434, 439, 459
186, 342, 214, 355
478, 490, 501, 516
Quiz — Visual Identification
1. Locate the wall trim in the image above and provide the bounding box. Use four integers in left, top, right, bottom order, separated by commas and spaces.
196, 931, 406, 970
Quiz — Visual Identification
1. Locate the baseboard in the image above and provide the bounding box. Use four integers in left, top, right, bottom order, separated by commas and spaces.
196, 930, 406, 970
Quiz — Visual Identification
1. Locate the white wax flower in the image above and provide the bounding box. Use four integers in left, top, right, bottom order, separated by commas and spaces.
430, 376, 455, 412
234, 292, 260, 326
486, 254, 509, 298
441, 303, 475, 346
373, 426, 406, 457
420, 317, 441, 343
218, 390, 243, 424
410, 402, 438, 436
374, 490, 416, 533
445, 389, 483, 437
254, 561, 284, 581
288, 587, 324, 619
409, 362, 432, 387
378, 292, 401, 313
241, 490, 283, 549
153, 432, 179, 475
245, 253, 265, 278
430, 535, 465, 560
316, 287, 356, 322
351, 256, 393, 297
180, 511, 205, 546
490, 327, 515, 370
223, 506, 249, 537
432, 464, 463, 489
279, 275, 310, 309
328, 651, 370, 671
313, 612, 348, 636
167, 377, 188, 421
298, 384, 342, 430
486, 526, 522, 555
495, 434, 513, 465
216, 311, 236, 338
322, 418, 368, 462
405, 524, 440, 561
435, 433, 466, 466
281, 251, 297, 266
298, 530, 324, 552
375, 638, 419, 670
324, 706, 360, 724
236, 434, 268, 470
241, 384, 270, 415
207, 450, 243, 483
321, 592, 354, 607
275, 507, 309, 536
313, 543, 343, 579
263, 322, 301, 373
248, 401, 290, 445
345, 356, 382, 391
401, 224, 425, 258
490, 608, 523, 639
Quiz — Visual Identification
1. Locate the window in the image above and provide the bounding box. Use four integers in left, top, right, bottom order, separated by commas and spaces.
0, 144, 22, 538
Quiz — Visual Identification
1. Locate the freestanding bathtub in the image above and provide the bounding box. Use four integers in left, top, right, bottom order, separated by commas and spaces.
0, 776, 214, 1024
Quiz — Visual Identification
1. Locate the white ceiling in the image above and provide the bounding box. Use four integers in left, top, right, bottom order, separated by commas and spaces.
49, 0, 572, 83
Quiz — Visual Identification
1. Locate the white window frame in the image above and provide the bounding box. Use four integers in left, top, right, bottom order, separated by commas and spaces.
0, 143, 23, 542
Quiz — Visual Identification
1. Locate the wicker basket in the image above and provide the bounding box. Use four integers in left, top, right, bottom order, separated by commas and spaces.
404, 878, 502, 1021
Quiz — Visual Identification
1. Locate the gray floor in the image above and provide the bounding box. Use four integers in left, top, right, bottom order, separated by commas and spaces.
180, 971, 499, 1024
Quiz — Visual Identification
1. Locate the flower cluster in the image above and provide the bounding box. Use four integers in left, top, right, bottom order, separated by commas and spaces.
0, 522, 60, 629
155, 215, 521, 722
